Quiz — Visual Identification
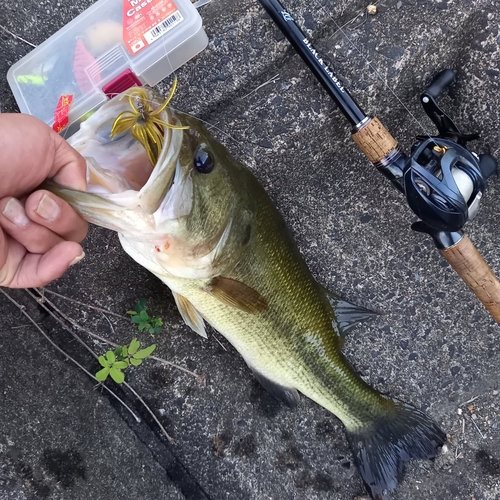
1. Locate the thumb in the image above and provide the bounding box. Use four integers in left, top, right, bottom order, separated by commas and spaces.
49, 133, 88, 191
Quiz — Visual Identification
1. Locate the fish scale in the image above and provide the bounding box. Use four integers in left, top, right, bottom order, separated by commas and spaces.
157, 164, 395, 430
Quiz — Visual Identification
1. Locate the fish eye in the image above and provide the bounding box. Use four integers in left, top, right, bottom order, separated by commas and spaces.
96, 118, 128, 144
194, 146, 214, 174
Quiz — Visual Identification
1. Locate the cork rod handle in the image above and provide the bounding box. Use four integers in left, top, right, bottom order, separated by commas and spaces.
441, 235, 500, 322
351, 117, 398, 164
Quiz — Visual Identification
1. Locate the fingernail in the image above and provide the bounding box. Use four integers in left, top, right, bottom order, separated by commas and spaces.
2, 199, 30, 227
35, 194, 61, 221
69, 251, 85, 267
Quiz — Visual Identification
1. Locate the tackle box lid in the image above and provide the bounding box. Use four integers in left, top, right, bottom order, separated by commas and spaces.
7, 0, 208, 135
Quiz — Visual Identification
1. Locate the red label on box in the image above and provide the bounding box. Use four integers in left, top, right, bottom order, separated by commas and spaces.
53, 95, 74, 133
123, 0, 184, 56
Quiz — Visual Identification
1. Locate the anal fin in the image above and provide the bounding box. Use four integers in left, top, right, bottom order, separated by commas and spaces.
250, 367, 300, 409
172, 292, 207, 338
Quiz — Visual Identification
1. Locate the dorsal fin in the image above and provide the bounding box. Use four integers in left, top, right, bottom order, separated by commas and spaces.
172, 292, 207, 338
206, 277, 268, 315
324, 288, 379, 334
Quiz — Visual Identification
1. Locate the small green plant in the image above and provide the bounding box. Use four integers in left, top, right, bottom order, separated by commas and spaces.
126, 298, 163, 334
96, 339, 156, 384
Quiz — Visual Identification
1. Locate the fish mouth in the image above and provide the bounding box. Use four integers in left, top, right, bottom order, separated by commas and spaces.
67, 87, 186, 216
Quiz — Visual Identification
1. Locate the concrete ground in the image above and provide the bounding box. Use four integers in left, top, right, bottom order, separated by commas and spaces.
1, 0, 500, 498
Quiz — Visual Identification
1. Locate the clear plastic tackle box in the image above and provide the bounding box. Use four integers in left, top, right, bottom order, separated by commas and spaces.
7, 0, 208, 134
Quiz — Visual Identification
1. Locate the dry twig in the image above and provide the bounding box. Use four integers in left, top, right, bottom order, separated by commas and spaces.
0, 288, 140, 423
41, 288, 128, 319
33, 289, 204, 382
0, 25, 36, 48
27, 289, 175, 441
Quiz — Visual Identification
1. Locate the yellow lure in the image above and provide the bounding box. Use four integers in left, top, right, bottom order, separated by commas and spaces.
111, 78, 189, 166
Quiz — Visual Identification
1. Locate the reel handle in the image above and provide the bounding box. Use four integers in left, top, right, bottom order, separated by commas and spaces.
420, 68, 480, 144
441, 234, 500, 322
423, 69, 456, 99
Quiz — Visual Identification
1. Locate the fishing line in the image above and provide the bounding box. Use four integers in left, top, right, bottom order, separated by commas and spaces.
327, 2, 374, 39
317, 3, 438, 144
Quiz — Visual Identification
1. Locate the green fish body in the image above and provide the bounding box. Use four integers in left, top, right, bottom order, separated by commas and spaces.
47, 88, 445, 499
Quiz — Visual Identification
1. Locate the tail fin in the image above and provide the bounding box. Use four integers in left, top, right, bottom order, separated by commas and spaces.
346, 401, 446, 500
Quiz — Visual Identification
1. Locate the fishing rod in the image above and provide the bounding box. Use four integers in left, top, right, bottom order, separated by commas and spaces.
257, 0, 500, 323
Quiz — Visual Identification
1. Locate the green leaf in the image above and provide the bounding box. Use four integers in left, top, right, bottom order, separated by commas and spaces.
135, 298, 147, 313
139, 310, 149, 321
138, 323, 147, 331
98, 355, 109, 368
126, 310, 138, 316
131, 315, 142, 324
133, 344, 156, 359
154, 318, 163, 327
110, 367, 125, 384
114, 361, 129, 369
113, 347, 123, 358
95, 367, 110, 381
153, 327, 162, 334
128, 339, 140, 355
105, 350, 116, 364
130, 358, 142, 367
121, 345, 128, 357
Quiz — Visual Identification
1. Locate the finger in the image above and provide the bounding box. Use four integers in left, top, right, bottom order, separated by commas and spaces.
1, 240, 85, 289
0, 114, 87, 198
0, 197, 64, 254
25, 190, 88, 242
0, 227, 6, 269
0, 236, 27, 286
50, 132, 88, 191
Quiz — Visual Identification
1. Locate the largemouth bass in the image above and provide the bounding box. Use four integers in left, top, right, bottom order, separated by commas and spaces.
47, 87, 445, 499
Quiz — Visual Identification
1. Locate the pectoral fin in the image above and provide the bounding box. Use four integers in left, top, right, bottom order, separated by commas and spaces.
207, 277, 268, 315
324, 288, 379, 334
172, 292, 207, 338
250, 366, 300, 409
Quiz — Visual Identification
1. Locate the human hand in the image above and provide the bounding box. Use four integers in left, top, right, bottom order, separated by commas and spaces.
0, 114, 88, 288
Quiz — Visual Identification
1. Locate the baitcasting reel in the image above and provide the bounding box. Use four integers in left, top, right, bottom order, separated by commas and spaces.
403, 69, 497, 232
